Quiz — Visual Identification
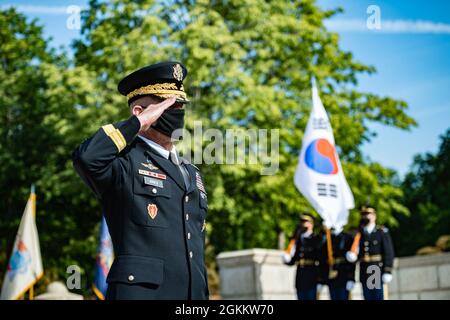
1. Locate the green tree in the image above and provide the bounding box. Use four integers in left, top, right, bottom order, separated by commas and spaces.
0, 8, 96, 295
1, 0, 417, 297
73, 0, 413, 255
393, 129, 450, 256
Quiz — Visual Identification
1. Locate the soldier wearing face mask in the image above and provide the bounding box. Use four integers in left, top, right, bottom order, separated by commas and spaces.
283, 214, 323, 300
346, 206, 395, 300
73, 62, 209, 300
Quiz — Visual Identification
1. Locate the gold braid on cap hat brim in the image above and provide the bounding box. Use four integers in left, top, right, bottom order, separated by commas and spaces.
126, 83, 188, 100
362, 207, 376, 214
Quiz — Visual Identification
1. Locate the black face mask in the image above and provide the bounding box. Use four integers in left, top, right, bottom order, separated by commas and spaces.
360, 217, 370, 227
151, 108, 185, 137
299, 222, 309, 233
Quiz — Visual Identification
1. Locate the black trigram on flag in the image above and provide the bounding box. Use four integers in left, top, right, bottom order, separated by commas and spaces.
317, 183, 337, 198
312, 117, 330, 130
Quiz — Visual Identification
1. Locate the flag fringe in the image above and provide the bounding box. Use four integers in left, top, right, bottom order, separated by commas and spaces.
92, 284, 105, 300
12, 271, 44, 300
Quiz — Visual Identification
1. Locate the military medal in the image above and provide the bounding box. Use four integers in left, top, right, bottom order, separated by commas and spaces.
139, 169, 166, 180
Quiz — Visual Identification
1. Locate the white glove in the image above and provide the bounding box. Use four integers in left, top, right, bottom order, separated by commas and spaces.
382, 273, 393, 284
346, 281, 355, 291
281, 253, 291, 264
346, 251, 357, 263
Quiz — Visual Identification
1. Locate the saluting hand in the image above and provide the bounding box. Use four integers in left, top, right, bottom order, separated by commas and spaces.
135, 97, 176, 134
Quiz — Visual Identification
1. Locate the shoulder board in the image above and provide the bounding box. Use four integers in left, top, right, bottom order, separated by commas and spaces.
186, 160, 200, 171
178, 157, 201, 171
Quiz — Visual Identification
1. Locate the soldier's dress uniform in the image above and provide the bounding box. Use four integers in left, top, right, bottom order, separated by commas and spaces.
321, 230, 355, 300
283, 217, 323, 300
357, 224, 394, 300
72, 62, 209, 300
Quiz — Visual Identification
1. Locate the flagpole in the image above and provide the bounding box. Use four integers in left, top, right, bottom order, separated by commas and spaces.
29, 285, 33, 300
30, 184, 36, 217
30, 183, 36, 300
325, 228, 337, 279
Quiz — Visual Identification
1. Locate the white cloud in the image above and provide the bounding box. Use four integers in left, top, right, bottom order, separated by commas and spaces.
325, 19, 450, 34
3, 4, 450, 35
0, 4, 82, 15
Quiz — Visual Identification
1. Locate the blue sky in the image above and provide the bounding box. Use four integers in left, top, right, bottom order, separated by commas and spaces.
2, 0, 449, 177
318, 0, 450, 177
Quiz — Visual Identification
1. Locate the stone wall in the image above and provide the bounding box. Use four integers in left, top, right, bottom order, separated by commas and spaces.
389, 253, 450, 300
216, 248, 450, 300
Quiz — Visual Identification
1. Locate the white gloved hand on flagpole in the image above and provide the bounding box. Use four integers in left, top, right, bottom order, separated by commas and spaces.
346, 251, 358, 263
282, 253, 292, 264
346, 281, 355, 291
382, 273, 393, 284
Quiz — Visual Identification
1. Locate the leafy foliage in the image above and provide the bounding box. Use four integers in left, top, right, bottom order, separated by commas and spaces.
393, 129, 450, 256
0, 1, 417, 296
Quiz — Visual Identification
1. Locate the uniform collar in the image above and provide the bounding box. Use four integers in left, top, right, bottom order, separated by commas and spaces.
136, 136, 186, 191
332, 225, 343, 235
365, 223, 376, 234
138, 135, 176, 160
302, 230, 313, 238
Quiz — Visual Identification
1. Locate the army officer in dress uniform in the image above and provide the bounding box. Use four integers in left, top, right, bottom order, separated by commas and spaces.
73, 61, 209, 300
283, 214, 323, 300
320, 226, 356, 300
346, 206, 395, 300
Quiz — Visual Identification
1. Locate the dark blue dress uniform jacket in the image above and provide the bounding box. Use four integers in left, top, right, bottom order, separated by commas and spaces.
72, 115, 209, 300
320, 232, 356, 288
285, 233, 323, 290
358, 227, 394, 283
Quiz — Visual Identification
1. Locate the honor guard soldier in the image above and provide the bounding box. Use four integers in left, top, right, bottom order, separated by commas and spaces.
320, 226, 355, 300
73, 61, 209, 300
283, 214, 323, 300
346, 206, 395, 300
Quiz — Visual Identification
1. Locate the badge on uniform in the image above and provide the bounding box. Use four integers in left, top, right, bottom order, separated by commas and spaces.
139, 169, 167, 180
144, 176, 163, 188
195, 172, 206, 193
141, 162, 159, 170
147, 203, 158, 219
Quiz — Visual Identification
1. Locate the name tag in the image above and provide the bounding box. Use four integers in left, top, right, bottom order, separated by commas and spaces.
144, 176, 164, 188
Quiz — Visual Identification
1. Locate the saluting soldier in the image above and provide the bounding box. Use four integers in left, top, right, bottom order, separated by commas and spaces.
283, 214, 323, 300
73, 61, 209, 300
346, 206, 395, 300
320, 226, 355, 300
